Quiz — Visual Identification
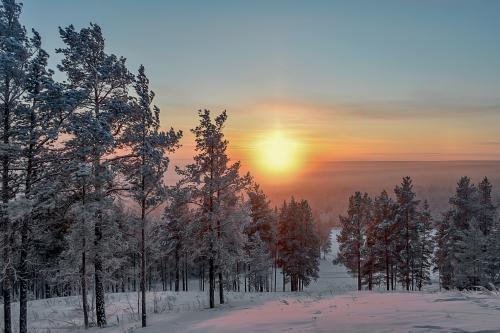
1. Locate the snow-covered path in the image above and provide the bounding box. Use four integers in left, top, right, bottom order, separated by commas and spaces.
141, 291, 500, 333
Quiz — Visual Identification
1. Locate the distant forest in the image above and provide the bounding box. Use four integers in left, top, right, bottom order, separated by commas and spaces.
286, 161, 500, 226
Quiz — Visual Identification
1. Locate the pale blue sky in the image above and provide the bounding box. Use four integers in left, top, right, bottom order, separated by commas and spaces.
19, 0, 500, 161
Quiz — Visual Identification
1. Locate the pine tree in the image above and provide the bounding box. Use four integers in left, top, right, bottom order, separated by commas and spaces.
367, 190, 396, 290
414, 200, 434, 290
57, 23, 134, 327
394, 176, 420, 290
278, 198, 320, 291
121, 65, 181, 327
362, 205, 377, 290
162, 185, 191, 292
336, 192, 371, 290
435, 211, 454, 290
16, 29, 82, 332
0, 1, 30, 330
455, 217, 487, 288
177, 110, 250, 308
59, 164, 95, 328
448, 177, 478, 289
316, 218, 332, 260
435, 176, 498, 290
247, 183, 275, 246
449, 176, 478, 231
245, 183, 275, 291
485, 216, 500, 285
477, 177, 495, 236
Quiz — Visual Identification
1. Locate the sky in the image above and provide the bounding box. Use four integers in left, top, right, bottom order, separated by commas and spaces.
20, 0, 500, 181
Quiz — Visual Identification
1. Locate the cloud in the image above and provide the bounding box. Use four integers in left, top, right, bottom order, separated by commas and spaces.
478, 141, 500, 146
244, 98, 500, 121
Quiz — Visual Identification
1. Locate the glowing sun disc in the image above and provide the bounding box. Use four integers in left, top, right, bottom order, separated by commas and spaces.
256, 131, 302, 174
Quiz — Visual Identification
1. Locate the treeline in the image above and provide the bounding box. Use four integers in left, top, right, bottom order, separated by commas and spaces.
0, 1, 329, 332
436, 176, 499, 290
337, 176, 500, 292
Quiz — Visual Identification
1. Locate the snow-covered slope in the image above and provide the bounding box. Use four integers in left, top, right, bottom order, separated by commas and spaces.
157, 291, 500, 333
2, 230, 499, 333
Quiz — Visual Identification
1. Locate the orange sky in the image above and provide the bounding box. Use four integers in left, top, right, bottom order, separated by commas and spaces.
162, 98, 500, 187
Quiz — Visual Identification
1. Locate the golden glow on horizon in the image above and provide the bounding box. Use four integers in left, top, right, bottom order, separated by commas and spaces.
255, 130, 304, 176
161, 100, 500, 174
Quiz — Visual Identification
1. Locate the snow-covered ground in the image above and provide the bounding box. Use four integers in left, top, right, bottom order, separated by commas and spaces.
151, 291, 500, 333
3, 231, 500, 333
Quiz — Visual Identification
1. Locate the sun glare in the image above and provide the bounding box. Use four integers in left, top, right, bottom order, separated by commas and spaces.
256, 131, 303, 175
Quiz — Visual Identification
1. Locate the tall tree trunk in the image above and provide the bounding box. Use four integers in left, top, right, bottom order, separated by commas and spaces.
184, 252, 189, 291
185, 253, 188, 292
2, 85, 12, 333
94, 219, 106, 327
236, 262, 240, 292
93, 155, 106, 327
81, 245, 89, 329
274, 251, 277, 292
182, 257, 185, 291
160, 259, 165, 291
175, 248, 180, 292
218, 272, 224, 304
357, 250, 362, 291
209, 258, 215, 308
19, 96, 38, 333
81, 185, 89, 329
19, 218, 29, 333
385, 234, 390, 291
141, 202, 146, 327
405, 212, 410, 291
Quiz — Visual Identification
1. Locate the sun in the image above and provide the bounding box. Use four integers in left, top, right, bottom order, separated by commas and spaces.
256, 130, 303, 175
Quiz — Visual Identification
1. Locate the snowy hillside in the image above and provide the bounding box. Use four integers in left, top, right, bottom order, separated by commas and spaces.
2, 231, 500, 333
160, 291, 500, 333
